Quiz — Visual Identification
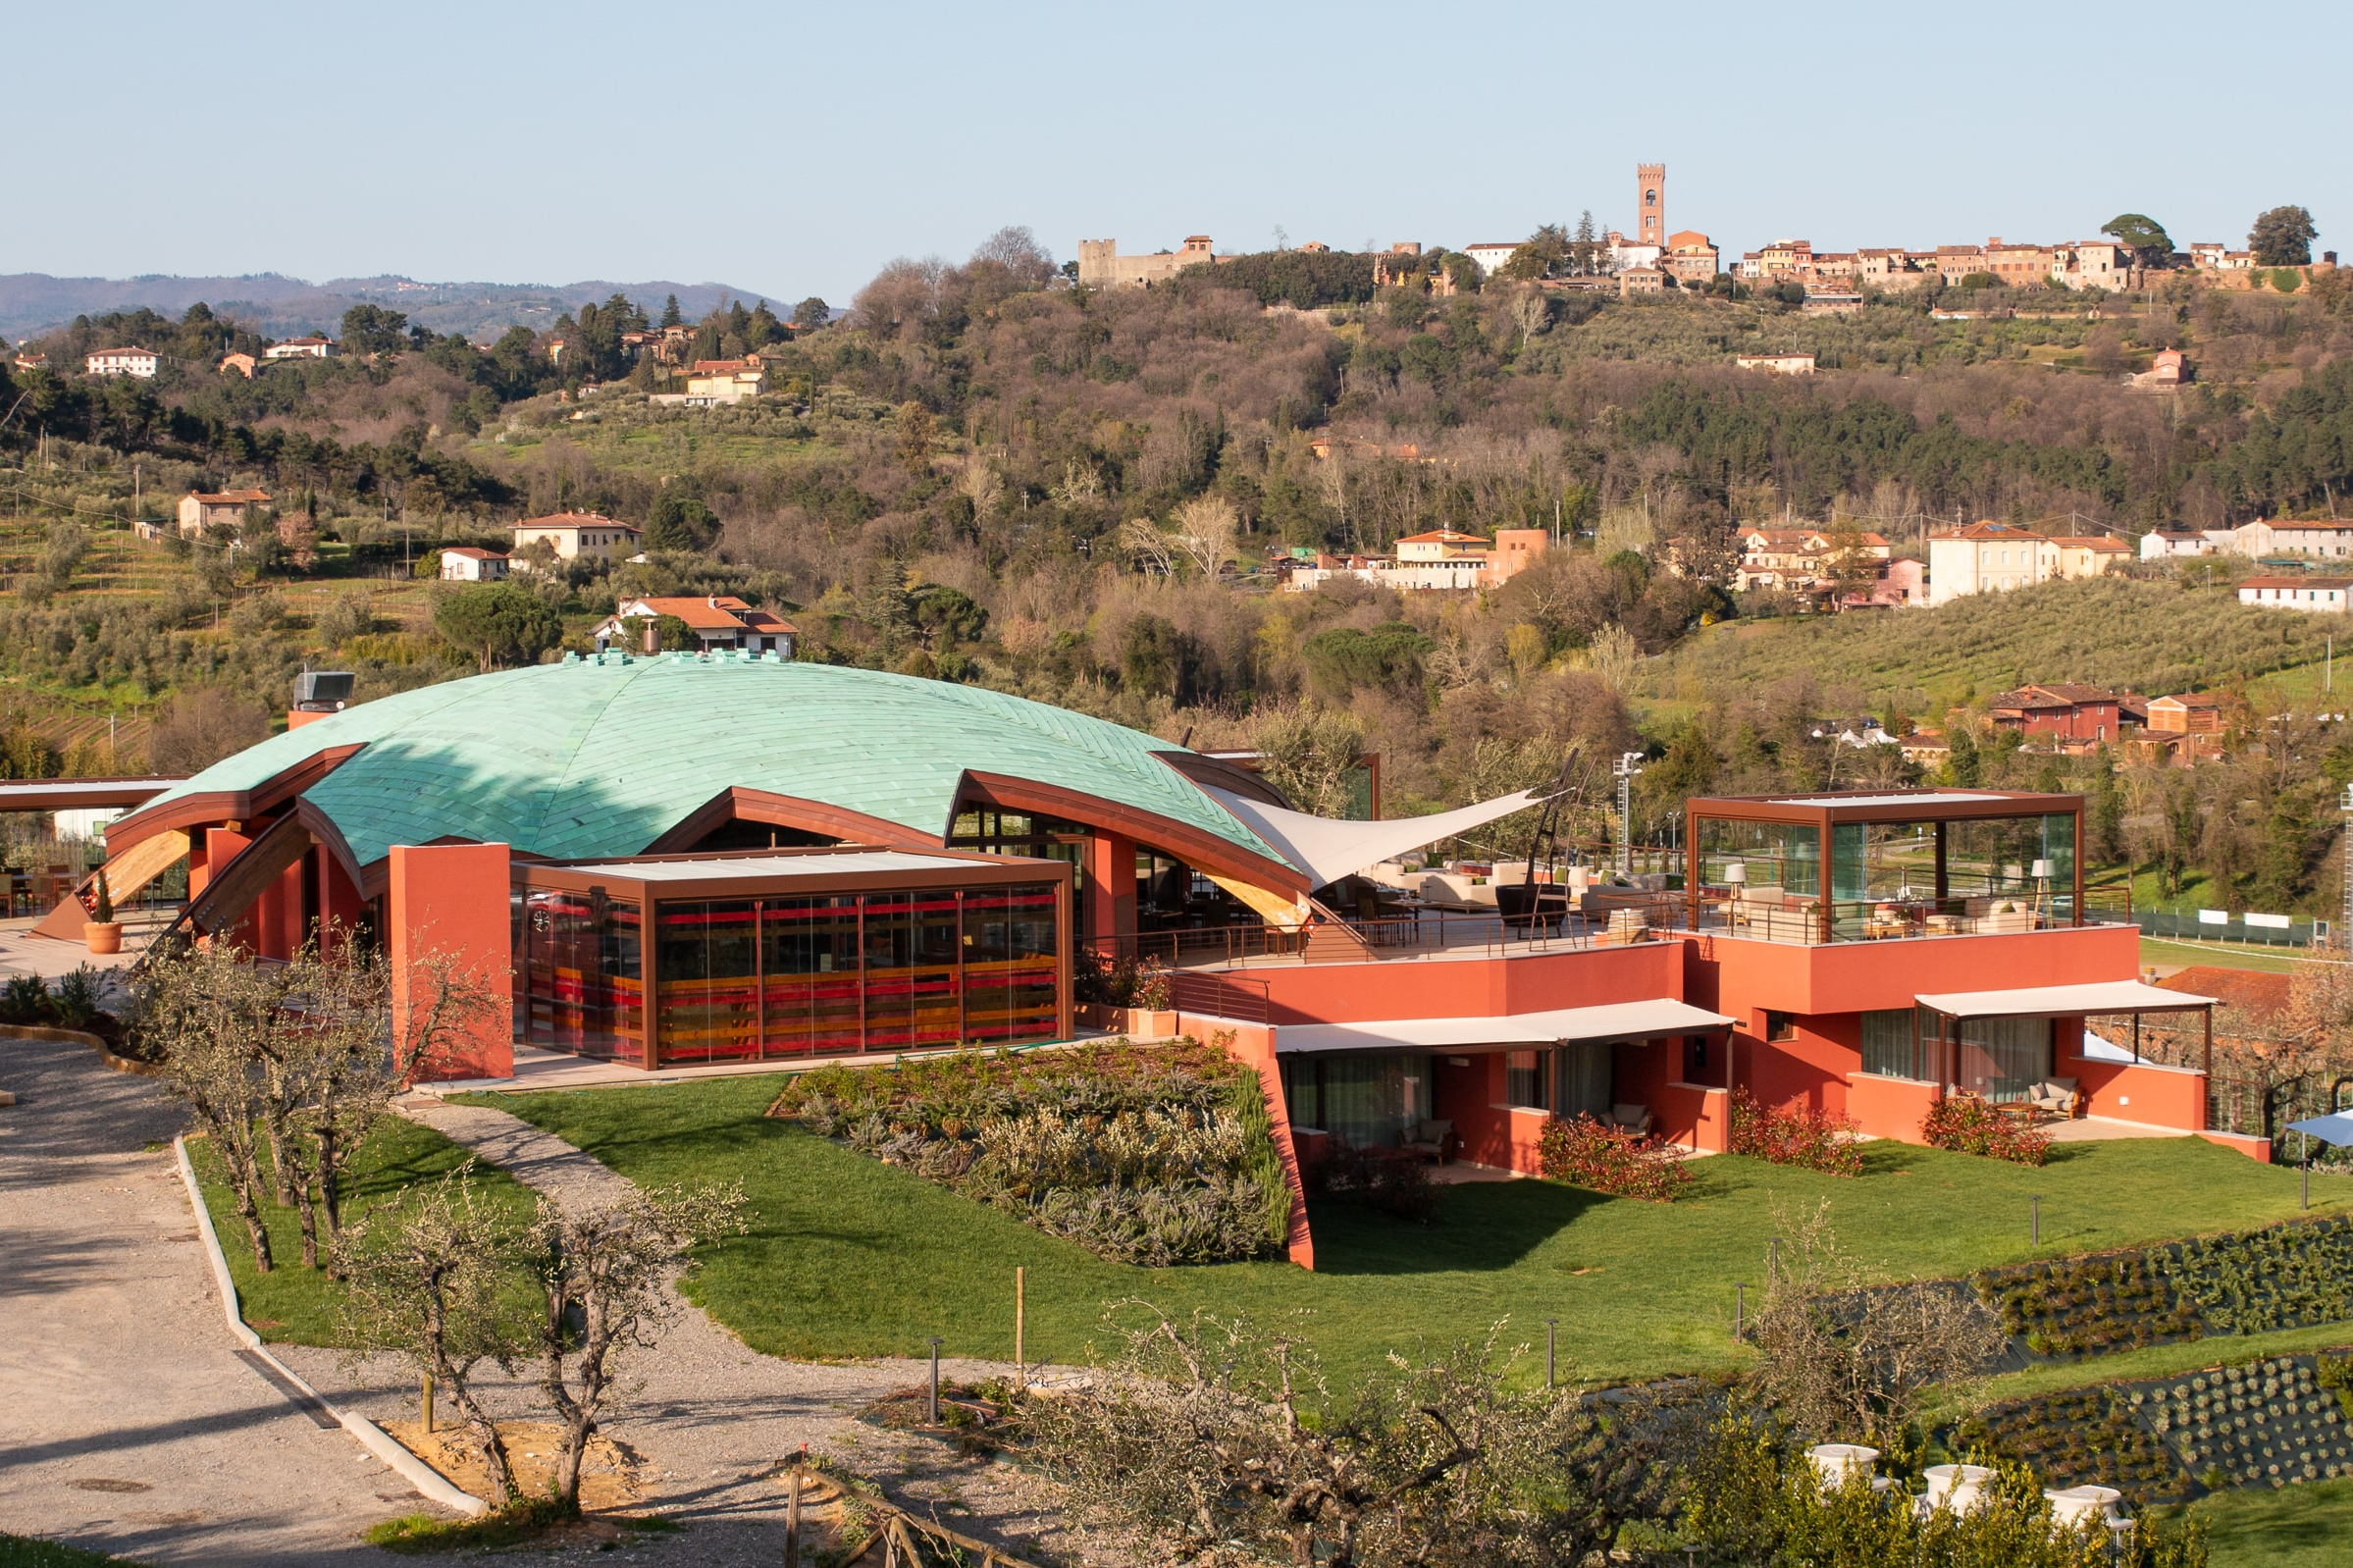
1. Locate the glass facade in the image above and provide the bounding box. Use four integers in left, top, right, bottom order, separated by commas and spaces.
518, 888, 644, 1061
1280, 1054, 1432, 1150
1859, 1008, 1919, 1079
522, 877, 1061, 1068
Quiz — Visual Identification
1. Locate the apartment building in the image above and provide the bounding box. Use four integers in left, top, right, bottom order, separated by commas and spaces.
1925, 521, 2130, 604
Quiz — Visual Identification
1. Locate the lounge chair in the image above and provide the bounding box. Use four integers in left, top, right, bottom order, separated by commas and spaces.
1609, 1103, 1653, 1137
1398, 1118, 1454, 1163
2025, 1078, 2079, 1119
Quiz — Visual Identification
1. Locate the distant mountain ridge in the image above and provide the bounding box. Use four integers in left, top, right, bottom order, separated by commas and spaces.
0, 272, 790, 342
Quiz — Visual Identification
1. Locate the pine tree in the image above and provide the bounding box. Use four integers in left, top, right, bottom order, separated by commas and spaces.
659, 293, 682, 329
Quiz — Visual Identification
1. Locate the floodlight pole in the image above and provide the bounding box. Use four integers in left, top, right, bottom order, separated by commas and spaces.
1545, 1318, 1558, 1387
1614, 753, 1645, 877
927, 1337, 943, 1425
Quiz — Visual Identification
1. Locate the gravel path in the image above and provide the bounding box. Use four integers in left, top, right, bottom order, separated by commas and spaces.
0, 1035, 427, 1565
263, 1095, 1120, 1565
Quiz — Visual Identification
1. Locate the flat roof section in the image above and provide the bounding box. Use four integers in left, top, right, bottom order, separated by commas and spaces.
1276, 999, 1733, 1055
557, 851, 977, 881
1915, 980, 2218, 1019
0, 777, 185, 810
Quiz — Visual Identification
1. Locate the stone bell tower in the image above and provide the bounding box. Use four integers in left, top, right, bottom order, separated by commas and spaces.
1637, 162, 1665, 248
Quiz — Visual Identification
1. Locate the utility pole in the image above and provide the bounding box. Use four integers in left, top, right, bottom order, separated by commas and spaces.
2341, 783, 2353, 951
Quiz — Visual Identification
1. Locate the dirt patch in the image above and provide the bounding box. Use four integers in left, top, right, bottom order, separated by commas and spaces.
383, 1419, 643, 1510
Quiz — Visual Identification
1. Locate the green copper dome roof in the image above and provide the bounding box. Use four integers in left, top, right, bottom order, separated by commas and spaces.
130, 654, 1286, 870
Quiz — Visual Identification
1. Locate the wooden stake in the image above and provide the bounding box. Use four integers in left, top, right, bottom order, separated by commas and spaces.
1015, 1266, 1025, 1391
422, 1372, 434, 1435
784, 1465, 803, 1568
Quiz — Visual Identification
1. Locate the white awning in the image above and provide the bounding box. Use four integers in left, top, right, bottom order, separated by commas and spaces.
1914, 980, 2218, 1019
1276, 999, 1734, 1055
1203, 785, 1545, 890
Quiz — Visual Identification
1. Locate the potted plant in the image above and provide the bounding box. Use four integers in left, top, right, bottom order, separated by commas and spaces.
83, 874, 122, 955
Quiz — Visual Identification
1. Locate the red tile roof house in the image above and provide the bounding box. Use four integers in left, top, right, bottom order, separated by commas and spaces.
438, 547, 509, 582
593, 595, 799, 656
2237, 576, 2353, 613
1987, 684, 2138, 745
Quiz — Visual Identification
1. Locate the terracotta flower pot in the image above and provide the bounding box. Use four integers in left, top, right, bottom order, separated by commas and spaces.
84, 920, 124, 955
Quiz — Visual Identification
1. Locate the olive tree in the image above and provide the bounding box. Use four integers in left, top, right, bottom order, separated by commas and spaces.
528, 1182, 747, 1511
134, 941, 287, 1270
333, 1167, 535, 1507
1745, 1203, 2006, 1444
1027, 1303, 1670, 1566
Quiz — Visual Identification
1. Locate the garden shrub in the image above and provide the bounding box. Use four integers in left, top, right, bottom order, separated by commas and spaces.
1537, 1114, 1692, 1202
1307, 1140, 1438, 1225
1980, 1249, 2198, 1359
2173, 1214, 2353, 1334
2131, 1354, 2353, 1491
1920, 1096, 2051, 1166
1953, 1386, 2191, 1506
1975, 1215, 2353, 1363
767, 1036, 1290, 1266
1729, 1087, 1861, 1176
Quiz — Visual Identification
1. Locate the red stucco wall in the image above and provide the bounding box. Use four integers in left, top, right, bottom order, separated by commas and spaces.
389, 842, 515, 1082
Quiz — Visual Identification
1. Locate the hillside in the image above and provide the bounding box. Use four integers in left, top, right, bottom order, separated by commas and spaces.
1646, 577, 2339, 717
0, 273, 787, 342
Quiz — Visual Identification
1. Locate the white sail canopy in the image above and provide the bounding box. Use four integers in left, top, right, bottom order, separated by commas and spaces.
1203, 785, 1546, 890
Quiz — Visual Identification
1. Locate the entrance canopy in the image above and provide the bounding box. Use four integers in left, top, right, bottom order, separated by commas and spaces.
1914, 979, 2218, 1019
1203, 786, 1544, 891
1276, 999, 1732, 1056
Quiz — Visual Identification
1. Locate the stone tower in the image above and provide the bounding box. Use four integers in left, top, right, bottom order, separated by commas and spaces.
1637, 163, 1665, 248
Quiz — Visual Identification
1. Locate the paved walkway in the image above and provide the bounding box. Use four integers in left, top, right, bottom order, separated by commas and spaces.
0, 1035, 423, 1565
267, 1096, 1102, 1565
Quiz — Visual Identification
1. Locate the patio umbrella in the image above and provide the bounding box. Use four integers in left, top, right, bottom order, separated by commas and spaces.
2283, 1112, 2353, 1211
2285, 1111, 2353, 1147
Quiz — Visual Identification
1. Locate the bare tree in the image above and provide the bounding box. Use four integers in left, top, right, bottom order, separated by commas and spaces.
1119, 516, 1178, 578
133, 941, 285, 1271
392, 942, 510, 1085
334, 1167, 534, 1508
1170, 495, 1238, 579
1027, 1304, 1667, 1567
1244, 704, 1370, 817
527, 1183, 748, 1512
1746, 1204, 2006, 1443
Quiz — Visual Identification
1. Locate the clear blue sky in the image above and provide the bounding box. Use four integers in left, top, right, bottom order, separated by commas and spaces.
13, 1, 2346, 307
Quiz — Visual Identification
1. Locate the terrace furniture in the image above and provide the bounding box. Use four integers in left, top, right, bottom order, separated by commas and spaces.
1922, 914, 1964, 935
2024, 1077, 2080, 1119
1609, 1103, 1653, 1136
1964, 896, 2036, 935
1397, 1118, 1454, 1164
1729, 885, 1821, 942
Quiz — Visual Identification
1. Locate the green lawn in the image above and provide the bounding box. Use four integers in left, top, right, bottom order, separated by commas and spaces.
2190, 1475, 2353, 1568
2139, 937, 2312, 974
188, 1116, 538, 1344
471, 1077, 2345, 1390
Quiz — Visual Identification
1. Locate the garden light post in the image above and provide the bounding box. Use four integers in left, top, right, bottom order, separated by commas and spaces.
2032, 1194, 2041, 1248
1545, 1318, 1557, 1388
927, 1337, 943, 1425
1734, 1283, 1745, 1343
2304, 1132, 2311, 1211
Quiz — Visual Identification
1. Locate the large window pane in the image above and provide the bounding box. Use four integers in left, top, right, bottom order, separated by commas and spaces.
523, 889, 642, 1062
1505, 1049, 1550, 1110
1315, 1054, 1433, 1150
1860, 1008, 1919, 1079
654, 900, 758, 1064
1956, 1017, 2052, 1102
963, 884, 1059, 1044
1556, 1043, 1613, 1117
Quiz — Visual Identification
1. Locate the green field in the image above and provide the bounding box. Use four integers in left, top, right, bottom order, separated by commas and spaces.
188, 1116, 537, 1343
2190, 1475, 2353, 1568
467, 1076, 2341, 1390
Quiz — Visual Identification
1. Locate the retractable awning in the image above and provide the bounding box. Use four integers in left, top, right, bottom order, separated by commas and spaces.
1203, 785, 1545, 891
1914, 980, 2218, 1019
1275, 999, 1734, 1055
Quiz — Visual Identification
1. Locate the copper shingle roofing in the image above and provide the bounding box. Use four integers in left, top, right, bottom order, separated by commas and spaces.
116, 656, 1288, 872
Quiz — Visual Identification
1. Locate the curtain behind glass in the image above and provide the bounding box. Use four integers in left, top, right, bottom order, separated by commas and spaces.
1957, 1018, 2052, 1101
1556, 1043, 1613, 1119
1859, 1009, 1919, 1079
1318, 1055, 1433, 1150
